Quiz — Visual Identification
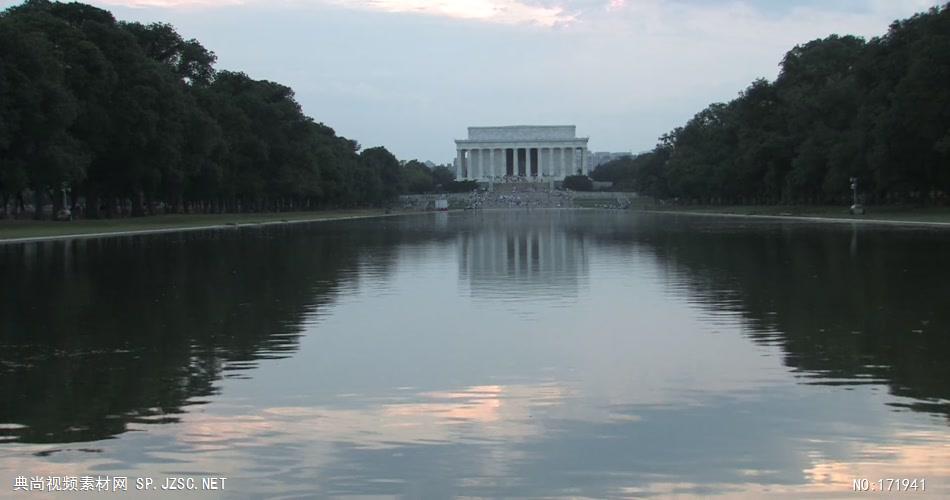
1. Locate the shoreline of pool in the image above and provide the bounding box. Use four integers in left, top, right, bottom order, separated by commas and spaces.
0, 210, 433, 244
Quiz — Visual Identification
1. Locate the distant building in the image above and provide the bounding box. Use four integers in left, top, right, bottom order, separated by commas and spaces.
454, 125, 590, 182
589, 151, 632, 170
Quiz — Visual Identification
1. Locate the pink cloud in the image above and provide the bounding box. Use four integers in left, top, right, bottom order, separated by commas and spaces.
93, 0, 245, 6
330, 0, 576, 27
90, 0, 577, 26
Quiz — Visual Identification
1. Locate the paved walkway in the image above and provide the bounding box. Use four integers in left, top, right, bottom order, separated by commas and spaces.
0, 212, 422, 244
641, 209, 950, 228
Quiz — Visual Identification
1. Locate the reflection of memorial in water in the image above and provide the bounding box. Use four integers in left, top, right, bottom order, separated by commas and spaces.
458, 211, 588, 301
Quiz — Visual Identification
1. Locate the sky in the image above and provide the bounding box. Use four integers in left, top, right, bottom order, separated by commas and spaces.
1, 0, 942, 163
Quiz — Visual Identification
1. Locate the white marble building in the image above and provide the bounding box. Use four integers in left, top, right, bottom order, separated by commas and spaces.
455, 126, 589, 182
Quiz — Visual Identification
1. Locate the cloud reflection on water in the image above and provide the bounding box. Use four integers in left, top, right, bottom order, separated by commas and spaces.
3, 212, 950, 498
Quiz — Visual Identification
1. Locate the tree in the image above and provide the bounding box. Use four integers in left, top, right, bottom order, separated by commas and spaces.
401, 160, 435, 194
633, 4, 949, 206
591, 157, 636, 184
431, 165, 455, 188
359, 147, 401, 204
122, 22, 216, 85
0, 0, 409, 218
562, 175, 593, 191
0, 5, 87, 218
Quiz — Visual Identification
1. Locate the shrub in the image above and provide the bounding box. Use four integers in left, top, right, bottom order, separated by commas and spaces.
562, 175, 593, 191
444, 180, 479, 193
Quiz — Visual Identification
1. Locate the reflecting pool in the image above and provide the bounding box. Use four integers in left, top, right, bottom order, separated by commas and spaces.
1, 210, 948, 498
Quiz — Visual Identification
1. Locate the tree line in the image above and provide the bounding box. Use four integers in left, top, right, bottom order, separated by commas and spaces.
0, 0, 458, 219
594, 4, 950, 205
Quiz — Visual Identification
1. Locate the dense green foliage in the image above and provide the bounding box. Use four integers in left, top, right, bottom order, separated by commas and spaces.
399, 160, 455, 194
401, 160, 436, 194
562, 174, 593, 191
596, 5, 950, 205
443, 180, 479, 193
0, 0, 449, 218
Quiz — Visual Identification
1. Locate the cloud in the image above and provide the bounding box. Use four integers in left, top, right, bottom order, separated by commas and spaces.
91, 0, 578, 26
329, 0, 577, 26
74, 0, 944, 160
93, 0, 245, 7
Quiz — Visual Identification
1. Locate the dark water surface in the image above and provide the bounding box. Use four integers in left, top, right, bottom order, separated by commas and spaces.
1, 210, 948, 498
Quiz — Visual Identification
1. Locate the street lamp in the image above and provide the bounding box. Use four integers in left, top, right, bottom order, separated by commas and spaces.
849, 177, 864, 215
57, 181, 72, 221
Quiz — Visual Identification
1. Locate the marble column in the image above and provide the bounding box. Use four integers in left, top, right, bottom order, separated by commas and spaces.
474, 149, 479, 180
503, 148, 508, 177
456, 149, 463, 180
505, 148, 510, 177
490, 148, 495, 179
524, 147, 529, 178
520, 147, 526, 177
465, 149, 470, 180
538, 148, 548, 177
558, 148, 565, 178
481, 148, 488, 179
498, 148, 503, 178
527, 147, 535, 178
538, 147, 544, 177
498, 148, 504, 178
548, 148, 554, 178
515, 147, 521, 177
581, 148, 589, 176
563, 147, 569, 177
549, 148, 555, 177
471, 149, 478, 180
467, 149, 473, 180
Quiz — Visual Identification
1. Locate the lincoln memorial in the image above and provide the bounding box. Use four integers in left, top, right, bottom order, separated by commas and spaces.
455, 126, 590, 182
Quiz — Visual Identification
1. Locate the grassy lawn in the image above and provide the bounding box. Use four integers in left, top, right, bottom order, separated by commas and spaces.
0, 209, 405, 241
633, 202, 950, 224
6, 204, 948, 241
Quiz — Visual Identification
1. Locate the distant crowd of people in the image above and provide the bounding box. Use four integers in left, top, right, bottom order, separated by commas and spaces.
466, 185, 573, 210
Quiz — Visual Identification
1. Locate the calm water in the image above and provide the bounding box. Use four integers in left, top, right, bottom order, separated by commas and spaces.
1, 210, 949, 498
